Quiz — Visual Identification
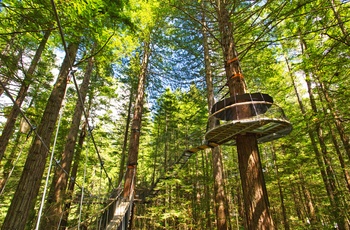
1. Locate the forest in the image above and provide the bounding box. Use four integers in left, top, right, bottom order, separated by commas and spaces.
0, 0, 350, 229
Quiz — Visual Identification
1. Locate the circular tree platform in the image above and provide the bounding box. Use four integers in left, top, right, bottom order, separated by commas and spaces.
205, 117, 292, 145
205, 93, 292, 145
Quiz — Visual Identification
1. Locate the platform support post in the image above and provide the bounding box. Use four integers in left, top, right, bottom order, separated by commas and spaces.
236, 134, 274, 229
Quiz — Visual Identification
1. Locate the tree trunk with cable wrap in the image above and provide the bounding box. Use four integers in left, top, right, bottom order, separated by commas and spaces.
123, 40, 151, 200
216, 1, 275, 229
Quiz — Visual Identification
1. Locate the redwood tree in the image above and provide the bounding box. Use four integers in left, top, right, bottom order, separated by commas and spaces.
40, 55, 93, 229
123, 39, 151, 200
215, 1, 275, 229
201, 2, 230, 228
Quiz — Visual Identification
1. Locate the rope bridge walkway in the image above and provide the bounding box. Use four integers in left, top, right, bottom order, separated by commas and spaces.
68, 177, 135, 229
97, 93, 292, 230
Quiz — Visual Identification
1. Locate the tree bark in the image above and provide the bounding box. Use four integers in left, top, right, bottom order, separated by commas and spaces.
0, 29, 51, 162
118, 87, 133, 185
215, 1, 274, 229
236, 135, 274, 229
1, 42, 79, 230
41, 55, 93, 229
123, 40, 150, 200
272, 148, 290, 230
201, 2, 230, 228
61, 120, 88, 229
202, 150, 213, 230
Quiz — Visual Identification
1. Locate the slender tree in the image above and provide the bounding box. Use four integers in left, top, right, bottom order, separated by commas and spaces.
201, 2, 230, 228
0, 29, 51, 162
118, 86, 134, 185
123, 39, 151, 199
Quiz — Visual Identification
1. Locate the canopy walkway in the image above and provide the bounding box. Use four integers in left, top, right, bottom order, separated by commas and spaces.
68, 184, 134, 229
2, 78, 292, 229
93, 93, 292, 229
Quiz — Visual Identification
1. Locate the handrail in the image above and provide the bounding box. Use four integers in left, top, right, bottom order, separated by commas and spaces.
209, 101, 274, 120
68, 171, 134, 229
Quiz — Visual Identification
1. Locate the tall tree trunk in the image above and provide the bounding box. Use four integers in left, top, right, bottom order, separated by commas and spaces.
164, 113, 169, 173
151, 126, 160, 186
327, 122, 350, 192
299, 29, 349, 228
212, 147, 229, 229
305, 75, 349, 229
290, 179, 303, 221
123, 40, 150, 200
0, 97, 35, 193
61, 120, 88, 229
236, 135, 273, 229
316, 81, 350, 192
299, 172, 317, 227
201, 3, 230, 228
0, 29, 51, 162
272, 147, 290, 230
202, 150, 213, 230
215, 1, 274, 229
317, 80, 350, 161
41, 56, 93, 229
1, 42, 79, 230
118, 87, 134, 185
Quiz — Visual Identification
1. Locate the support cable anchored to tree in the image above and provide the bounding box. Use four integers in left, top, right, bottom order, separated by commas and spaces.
49, 0, 114, 190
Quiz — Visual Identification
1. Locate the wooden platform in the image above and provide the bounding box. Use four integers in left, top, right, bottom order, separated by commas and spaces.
205, 117, 292, 145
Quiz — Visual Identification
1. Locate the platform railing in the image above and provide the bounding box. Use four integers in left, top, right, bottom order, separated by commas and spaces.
208, 101, 288, 131
205, 101, 292, 145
